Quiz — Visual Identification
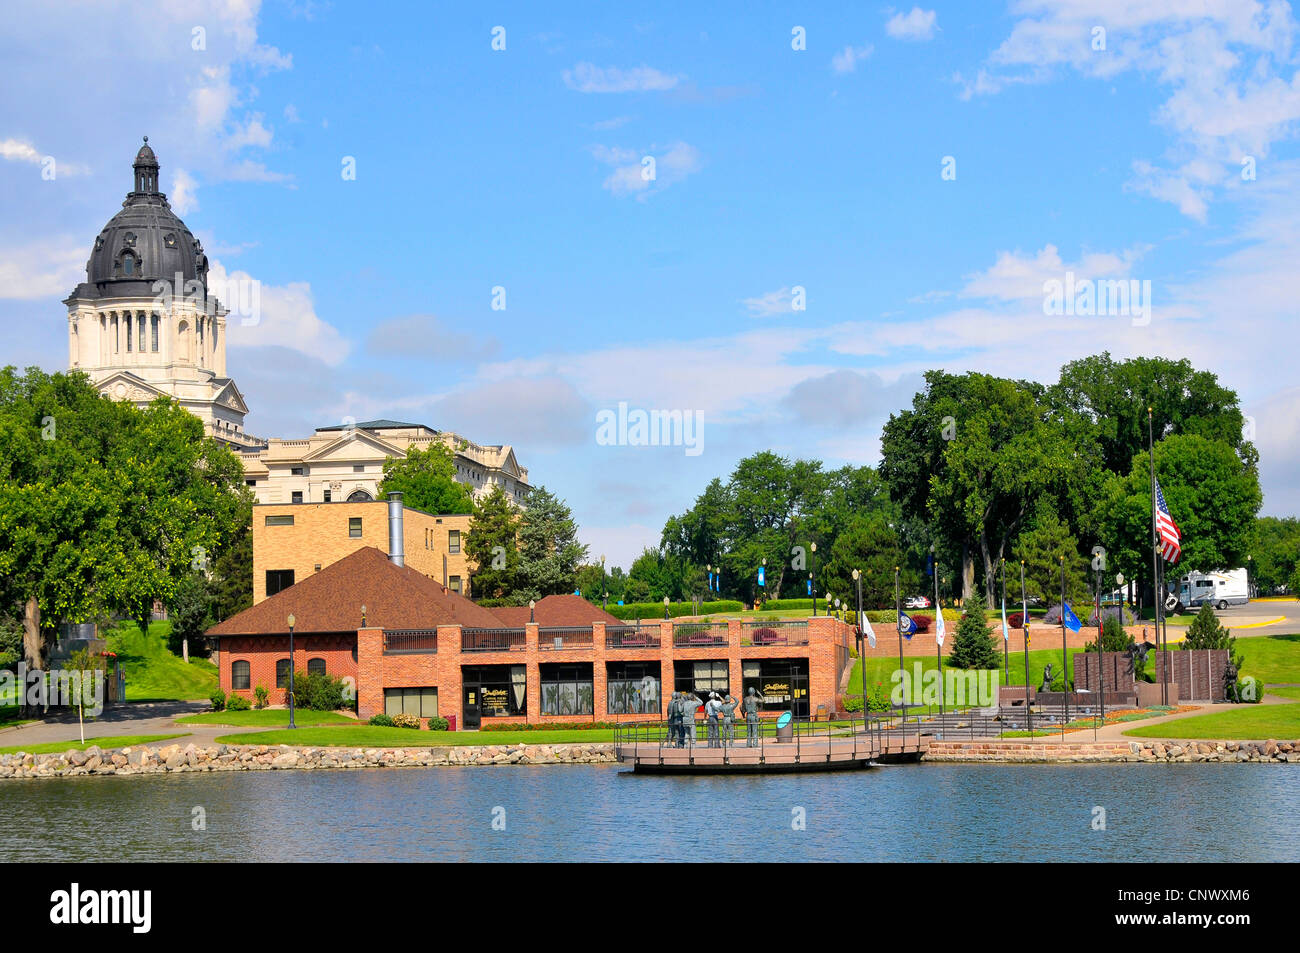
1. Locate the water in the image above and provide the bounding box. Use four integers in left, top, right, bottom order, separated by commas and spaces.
2, 763, 1296, 862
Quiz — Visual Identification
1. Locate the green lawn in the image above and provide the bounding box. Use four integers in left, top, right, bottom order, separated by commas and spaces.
1123, 703, 1300, 740
106, 621, 218, 701
177, 709, 357, 727
0, 732, 190, 756
215, 726, 626, 747
1264, 686, 1300, 701
848, 646, 1092, 708
0, 704, 36, 730
1236, 635, 1300, 685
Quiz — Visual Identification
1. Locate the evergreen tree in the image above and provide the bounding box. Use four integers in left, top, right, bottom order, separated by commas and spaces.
947, 592, 1000, 669
465, 485, 521, 600
516, 487, 588, 602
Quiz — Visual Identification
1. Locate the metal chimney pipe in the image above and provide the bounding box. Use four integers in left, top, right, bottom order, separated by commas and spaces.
387, 492, 405, 567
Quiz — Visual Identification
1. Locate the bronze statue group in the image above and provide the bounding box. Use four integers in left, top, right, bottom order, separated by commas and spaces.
665, 687, 763, 748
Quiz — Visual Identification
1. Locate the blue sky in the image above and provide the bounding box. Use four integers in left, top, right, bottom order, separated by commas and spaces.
4, 1, 1300, 568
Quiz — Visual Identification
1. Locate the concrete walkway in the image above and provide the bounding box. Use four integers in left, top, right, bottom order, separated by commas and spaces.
0, 700, 223, 749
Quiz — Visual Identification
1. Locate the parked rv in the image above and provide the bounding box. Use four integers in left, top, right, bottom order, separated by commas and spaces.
1177, 569, 1250, 610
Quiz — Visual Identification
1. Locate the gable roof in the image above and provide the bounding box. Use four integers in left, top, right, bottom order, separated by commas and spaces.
489, 594, 625, 628
207, 547, 503, 636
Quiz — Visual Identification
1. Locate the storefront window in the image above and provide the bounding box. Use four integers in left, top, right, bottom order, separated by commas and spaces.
607, 662, 660, 714
541, 663, 594, 715
463, 665, 526, 717
384, 687, 438, 718
742, 659, 809, 716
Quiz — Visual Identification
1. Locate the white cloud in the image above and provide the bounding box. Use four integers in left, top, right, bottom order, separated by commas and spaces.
170, 169, 199, 215
831, 44, 874, 74
965, 1, 1300, 217
743, 287, 797, 317
886, 8, 938, 41
592, 141, 701, 199
959, 243, 1146, 301
563, 63, 681, 93
213, 259, 350, 366
0, 138, 88, 175
0, 238, 85, 299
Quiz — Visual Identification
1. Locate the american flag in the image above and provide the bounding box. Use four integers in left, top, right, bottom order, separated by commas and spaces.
1155, 478, 1181, 563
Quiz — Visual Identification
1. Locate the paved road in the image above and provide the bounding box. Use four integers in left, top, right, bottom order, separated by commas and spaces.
0, 700, 235, 749
1214, 599, 1300, 636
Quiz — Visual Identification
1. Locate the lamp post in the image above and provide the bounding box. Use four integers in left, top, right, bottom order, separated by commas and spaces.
286, 613, 297, 730
663, 596, 670, 620
895, 565, 906, 723
810, 541, 818, 616
601, 554, 607, 610
529, 599, 535, 624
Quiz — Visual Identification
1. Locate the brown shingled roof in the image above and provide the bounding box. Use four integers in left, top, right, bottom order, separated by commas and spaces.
207, 547, 504, 636
488, 593, 625, 627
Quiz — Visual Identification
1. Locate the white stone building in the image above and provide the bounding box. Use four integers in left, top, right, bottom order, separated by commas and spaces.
62, 139, 260, 450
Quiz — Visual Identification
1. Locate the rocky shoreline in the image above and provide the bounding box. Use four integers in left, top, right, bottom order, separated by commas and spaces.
3, 737, 1298, 780
0, 740, 617, 780
922, 739, 1300, 763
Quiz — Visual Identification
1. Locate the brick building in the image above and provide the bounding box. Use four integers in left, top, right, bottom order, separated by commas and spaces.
253, 493, 472, 603
208, 546, 856, 727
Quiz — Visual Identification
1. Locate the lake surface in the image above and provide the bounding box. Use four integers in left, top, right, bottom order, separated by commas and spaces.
2, 763, 1297, 862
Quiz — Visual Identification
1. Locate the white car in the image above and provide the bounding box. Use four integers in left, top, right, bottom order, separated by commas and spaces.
904, 595, 932, 609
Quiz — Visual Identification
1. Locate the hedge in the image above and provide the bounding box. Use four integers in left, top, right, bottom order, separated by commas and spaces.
605, 600, 744, 620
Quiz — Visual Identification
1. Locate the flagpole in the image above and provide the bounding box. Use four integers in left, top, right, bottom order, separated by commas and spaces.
896, 566, 906, 725
1022, 560, 1031, 737
933, 551, 942, 718
1060, 555, 1069, 738
1001, 559, 1008, 686
1149, 406, 1166, 707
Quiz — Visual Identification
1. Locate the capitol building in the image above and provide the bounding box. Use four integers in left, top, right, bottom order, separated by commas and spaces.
65, 140, 530, 505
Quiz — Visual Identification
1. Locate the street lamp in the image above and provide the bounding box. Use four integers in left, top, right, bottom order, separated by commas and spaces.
529, 599, 535, 624
600, 553, 607, 610
286, 613, 297, 730
663, 595, 670, 620
810, 541, 818, 616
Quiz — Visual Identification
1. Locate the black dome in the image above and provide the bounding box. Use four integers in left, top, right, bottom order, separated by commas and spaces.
71, 138, 210, 302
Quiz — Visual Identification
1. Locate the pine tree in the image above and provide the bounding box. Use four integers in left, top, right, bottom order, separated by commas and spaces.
465, 485, 521, 600
946, 591, 1000, 669
515, 487, 588, 602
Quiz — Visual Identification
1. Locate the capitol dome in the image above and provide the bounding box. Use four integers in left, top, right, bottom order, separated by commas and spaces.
72, 138, 209, 301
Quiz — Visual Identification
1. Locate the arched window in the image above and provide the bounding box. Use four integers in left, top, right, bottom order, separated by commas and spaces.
308, 657, 326, 677
276, 659, 290, 688
151, 314, 159, 352
121, 252, 136, 276
231, 660, 250, 690
125, 316, 132, 352
347, 489, 373, 503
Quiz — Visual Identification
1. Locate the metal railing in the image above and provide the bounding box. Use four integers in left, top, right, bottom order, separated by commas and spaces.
382, 629, 438, 654
538, 626, 594, 650
612, 712, 909, 768
672, 621, 729, 648
741, 620, 809, 646
460, 627, 527, 652
605, 624, 661, 649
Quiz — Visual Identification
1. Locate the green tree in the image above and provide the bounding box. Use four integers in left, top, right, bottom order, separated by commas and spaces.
465, 484, 521, 600
1050, 352, 1255, 475
168, 571, 213, 662
515, 486, 587, 602
1084, 615, 1132, 653
821, 513, 905, 609
0, 367, 246, 674
1094, 434, 1261, 601
210, 498, 253, 621
947, 592, 999, 670
1182, 601, 1234, 651
1250, 516, 1300, 595
378, 443, 474, 515
1012, 509, 1090, 606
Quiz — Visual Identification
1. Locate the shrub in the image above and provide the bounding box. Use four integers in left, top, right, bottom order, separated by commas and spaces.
226, 693, 251, 711
842, 695, 863, 712
1084, 616, 1133, 653
867, 682, 893, 713
481, 721, 626, 732
1007, 612, 1025, 629
392, 712, 421, 729
289, 670, 348, 711
426, 716, 449, 731
947, 593, 999, 670
1088, 604, 1136, 627
605, 600, 744, 620
209, 689, 226, 712
911, 613, 932, 633
368, 713, 395, 727
253, 685, 268, 709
